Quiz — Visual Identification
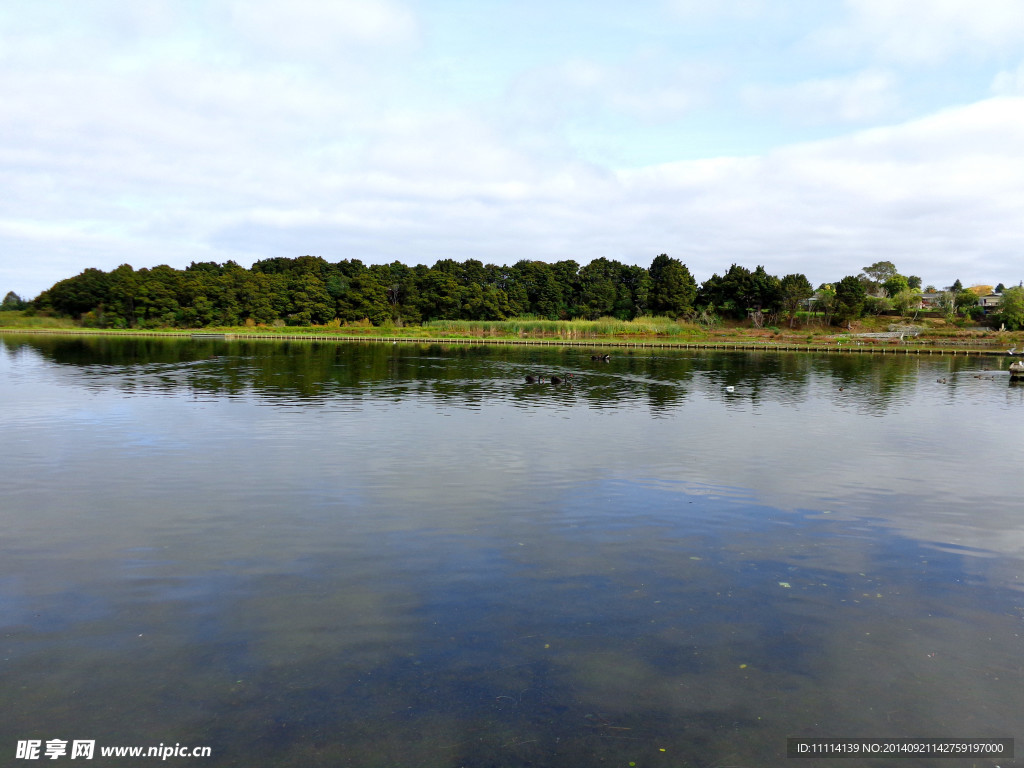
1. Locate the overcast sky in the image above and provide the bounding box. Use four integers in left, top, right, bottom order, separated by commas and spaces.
2, 0, 1024, 300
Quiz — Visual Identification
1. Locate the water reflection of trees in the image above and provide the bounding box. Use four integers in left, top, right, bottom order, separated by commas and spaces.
2, 334, 999, 415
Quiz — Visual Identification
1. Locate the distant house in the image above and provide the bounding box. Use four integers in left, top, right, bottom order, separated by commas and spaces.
919, 293, 943, 308
978, 293, 1002, 314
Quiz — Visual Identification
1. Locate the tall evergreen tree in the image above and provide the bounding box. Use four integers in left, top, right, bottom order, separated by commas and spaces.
1, 291, 25, 310
648, 254, 696, 318
834, 275, 867, 325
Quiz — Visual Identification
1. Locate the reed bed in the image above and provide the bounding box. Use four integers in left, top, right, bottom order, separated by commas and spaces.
423, 316, 702, 339
0, 312, 78, 329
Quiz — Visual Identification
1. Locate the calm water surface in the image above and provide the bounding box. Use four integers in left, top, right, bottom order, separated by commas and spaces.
2, 334, 1023, 767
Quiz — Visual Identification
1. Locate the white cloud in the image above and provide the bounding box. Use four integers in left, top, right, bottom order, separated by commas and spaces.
2, 2, 1023, 299
743, 70, 899, 124
991, 61, 1024, 96
228, 0, 418, 56
508, 50, 714, 133
559, 57, 704, 119
823, 0, 1024, 63
151, 95, 1024, 286
5, 94, 1024, 296
664, 0, 767, 21
616, 97, 1024, 283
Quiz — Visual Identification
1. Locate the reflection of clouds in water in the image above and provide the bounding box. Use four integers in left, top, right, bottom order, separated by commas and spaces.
490, 500, 1024, 756
12, 337, 1024, 556
5, 337, 1024, 765
231, 573, 420, 670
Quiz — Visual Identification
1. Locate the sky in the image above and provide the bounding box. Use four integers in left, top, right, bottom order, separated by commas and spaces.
2, 0, 1024, 300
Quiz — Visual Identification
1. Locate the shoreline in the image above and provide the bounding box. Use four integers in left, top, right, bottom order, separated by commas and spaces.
1, 326, 1015, 357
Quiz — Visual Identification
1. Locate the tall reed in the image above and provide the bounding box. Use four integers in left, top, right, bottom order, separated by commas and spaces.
422, 316, 701, 339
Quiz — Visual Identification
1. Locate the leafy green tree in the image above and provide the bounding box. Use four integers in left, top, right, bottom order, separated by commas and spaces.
432, 258, 461, 278
700, 264, 781, 323
325, 259, 382, 323
105, 264, 139, 327
955, 290, 977, 311
483, 262, 513, 291
892, 288, 922, 318
698, 264, 752, 319
578, 257, 621, 319
185, 261, 224, 276
214, 261, 248, 326
240, 271, 287, 325
416, 268, 461, 321
834, 275, 866, 325
860, 261, 898, 294
749, 265, 783, 325
42, 268, 112, 318
460, 283, 510, 320
648, 254, 697, 318
432, 258, 499, 319
502, 268, 529, 316
617, 263, 652, 319
863, 295, 893, 316
995, 287, 1024, 330
779, 273, 813, 327
369, 262, 420, 324
882, 274, 909, 298
36, 254, 954, 331
349, 270, 392, 323
287, 272, 334, 325
251, 256, 299, 276
550, 260, 582, 318
458, 259, 488, 288
178, 269, 217, 326
936, 283, 976, 319
133, 266, 181, 326
862, 260, 897, 282
2, 291, 26, 310
814, 284, 837, 326
511, 260, 566, 318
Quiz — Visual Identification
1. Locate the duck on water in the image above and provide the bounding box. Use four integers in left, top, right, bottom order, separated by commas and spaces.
525, 374, 571, 384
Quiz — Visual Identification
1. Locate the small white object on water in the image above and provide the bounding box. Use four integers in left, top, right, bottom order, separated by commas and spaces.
725, 386, 735, 392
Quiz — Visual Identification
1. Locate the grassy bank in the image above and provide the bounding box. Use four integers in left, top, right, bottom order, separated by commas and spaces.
0, 311, 79, 330
0, 313, 703, 339
2, 311, 1021, 352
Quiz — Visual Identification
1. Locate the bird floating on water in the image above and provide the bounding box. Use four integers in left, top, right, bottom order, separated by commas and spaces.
526, 373, 571, 384
724, 385, 734, 392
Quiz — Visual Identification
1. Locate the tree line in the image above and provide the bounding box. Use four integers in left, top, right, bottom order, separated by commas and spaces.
7, 255, 1021, 330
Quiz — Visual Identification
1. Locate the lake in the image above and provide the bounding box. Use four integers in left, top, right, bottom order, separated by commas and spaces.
1, 333, 1022, 767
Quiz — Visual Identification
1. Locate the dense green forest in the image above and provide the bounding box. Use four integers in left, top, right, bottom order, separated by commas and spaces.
6, 255, 1016, 329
